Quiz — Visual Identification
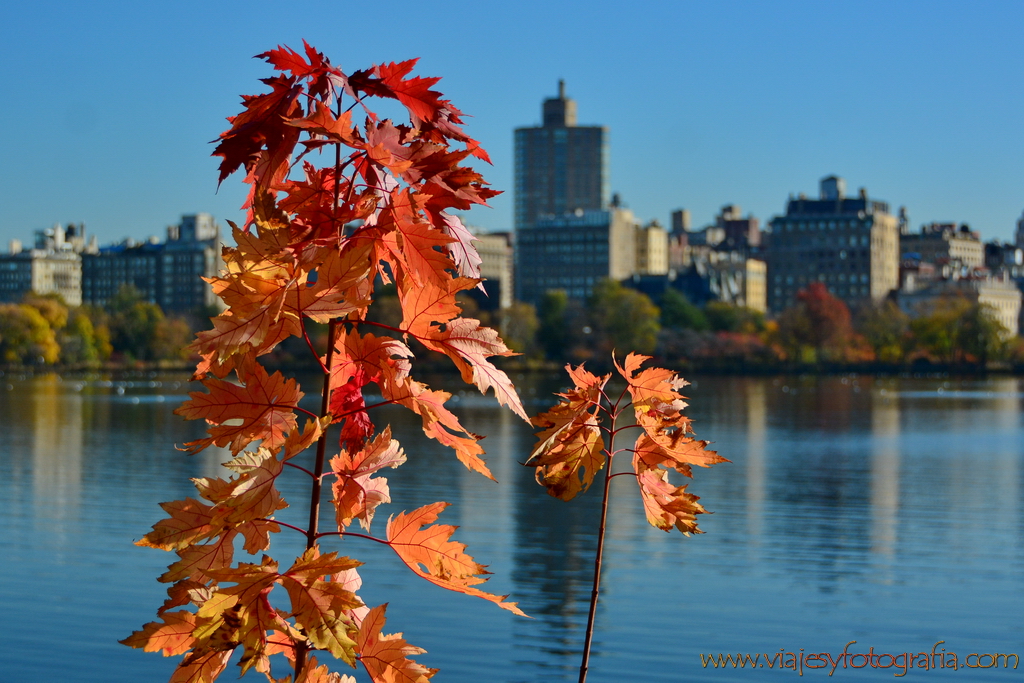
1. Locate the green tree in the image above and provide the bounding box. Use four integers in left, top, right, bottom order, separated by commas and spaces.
588, 279, 660, 357
958, 303, 1007, 365
60, 309, 101, 364
500, 301, 540, 356
704, 301, 765, 333
772, 305, 815, 363
659, 288, 708, 330
856, 300, 911, 364
537, 289, 571, 361
152, 317, 194, 361
912, 297, 1008, 365
107, 284, 165, 361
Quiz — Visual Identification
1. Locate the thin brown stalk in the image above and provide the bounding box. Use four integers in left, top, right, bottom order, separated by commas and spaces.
578, 405, 617, 683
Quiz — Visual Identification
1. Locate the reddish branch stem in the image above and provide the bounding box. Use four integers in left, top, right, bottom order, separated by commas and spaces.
262, 518, 392, 547
578, 403, 617, 683
306, 323, 337, 542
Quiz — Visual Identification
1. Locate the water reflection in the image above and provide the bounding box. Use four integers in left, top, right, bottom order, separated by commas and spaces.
745, 379, 766, 544
29, 376, 83, 537
1, 372, 1023, 682
869, 385, 899, 566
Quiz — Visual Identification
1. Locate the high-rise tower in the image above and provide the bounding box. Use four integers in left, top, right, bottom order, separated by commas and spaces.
513, 81, 609, 232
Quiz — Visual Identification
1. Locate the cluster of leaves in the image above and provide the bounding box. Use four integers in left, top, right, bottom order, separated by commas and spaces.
528, 352, 725, 531
123, 43, 529, 683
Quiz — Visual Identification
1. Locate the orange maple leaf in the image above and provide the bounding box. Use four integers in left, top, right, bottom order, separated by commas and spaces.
137, 498, 218, 551
530, 420, 604, 501
297, 656, 358, 683
614, 353, 727, 472
356, 604, 436, 683
331, 428, 406, 530
386, 503, 525, 616
417, 317, 527, 421
158, 530, 239, 584
277, 548, 364, 663
634, 457, 708, 534
168, 650, 232, 683
177, 364, 302, 455
397, 275, 475, 337
194, 448, 288, 528
391, 381, 492, 479
527, 364, 610, 499
120, 610, 197, 656
195, 557, 291, 676
328, 330, 492, 479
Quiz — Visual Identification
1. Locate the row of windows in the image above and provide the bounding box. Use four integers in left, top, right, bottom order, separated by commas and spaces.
520, 230, 609, 243
527, 276, 598, 287
524, 242, 610, 254
777, 273, 871, 285
776, 219, 873, 232
524, 254, 607, 267
774, 285, 871, 299
787, 234, 872, 248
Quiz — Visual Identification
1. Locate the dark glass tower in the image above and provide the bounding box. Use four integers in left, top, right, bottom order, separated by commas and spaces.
513, 81, 609, 232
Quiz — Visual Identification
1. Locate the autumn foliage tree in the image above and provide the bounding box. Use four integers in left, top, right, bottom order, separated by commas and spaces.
774, 282, 855, 362
123, 43, 530, 683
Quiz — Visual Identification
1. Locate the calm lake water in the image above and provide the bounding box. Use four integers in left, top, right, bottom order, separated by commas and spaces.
2, 371, 1023, 682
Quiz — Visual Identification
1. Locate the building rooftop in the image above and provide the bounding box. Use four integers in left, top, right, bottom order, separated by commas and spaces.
782, 196, 890, 217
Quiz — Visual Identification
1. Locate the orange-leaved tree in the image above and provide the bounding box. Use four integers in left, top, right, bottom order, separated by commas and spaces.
122, 42, 529, 683
528, 353, 727, 683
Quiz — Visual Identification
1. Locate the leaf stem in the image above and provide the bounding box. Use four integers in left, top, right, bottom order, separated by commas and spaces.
262, 518, 309, 536
314, 529, 392, 546
295, 406, 322, 420
283, 462, 317, 479
351, 318, 410, 337
603, 423, 642, 438
303, 322, 330, 374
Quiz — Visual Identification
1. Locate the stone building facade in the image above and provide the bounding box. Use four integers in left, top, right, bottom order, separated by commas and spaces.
766, 176, 899, 313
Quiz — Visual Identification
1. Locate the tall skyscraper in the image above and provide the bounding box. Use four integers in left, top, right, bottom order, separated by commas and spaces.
513, 81, 609, 231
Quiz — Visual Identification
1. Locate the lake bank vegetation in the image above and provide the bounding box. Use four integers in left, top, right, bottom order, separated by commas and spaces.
2, 279, 1023, 375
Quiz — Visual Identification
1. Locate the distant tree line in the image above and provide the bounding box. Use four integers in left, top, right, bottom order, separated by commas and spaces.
0, 285, 197, 366
4, 279, 1017, 371
490, 280, 1023, 371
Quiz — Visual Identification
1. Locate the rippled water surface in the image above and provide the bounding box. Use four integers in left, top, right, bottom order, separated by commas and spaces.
2, 372, 1023, 681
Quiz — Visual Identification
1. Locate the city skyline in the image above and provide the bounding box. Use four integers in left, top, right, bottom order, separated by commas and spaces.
3, 2, 1023, 246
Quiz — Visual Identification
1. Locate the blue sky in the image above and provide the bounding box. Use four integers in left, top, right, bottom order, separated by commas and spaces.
3, 1, 1023, 247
